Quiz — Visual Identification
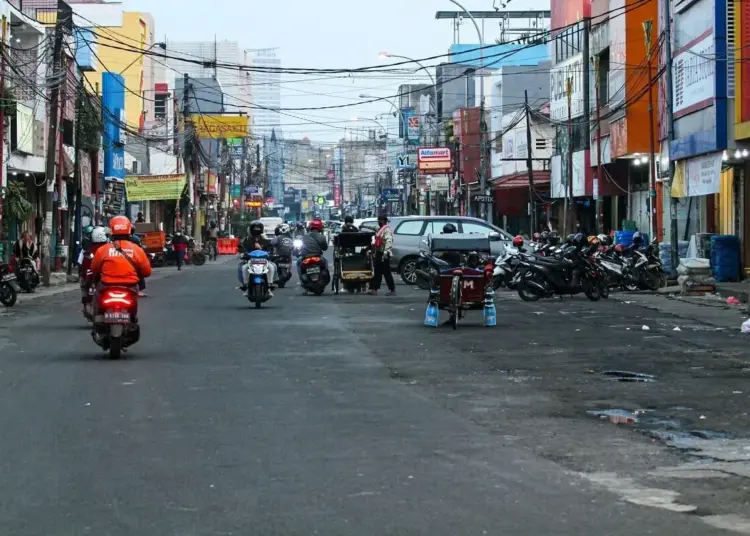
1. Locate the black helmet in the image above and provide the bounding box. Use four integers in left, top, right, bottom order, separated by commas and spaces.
573, 232, 586, 247
566, 233, 576, 245
274, 224, 281, 236
344, 215, 354, 224
632, 231, 643, 245
442, 223, 457, 234
249, 220, 264, 236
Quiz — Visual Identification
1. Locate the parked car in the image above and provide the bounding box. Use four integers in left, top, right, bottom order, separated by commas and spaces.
353, 218, 379, 232
386, 216, 514, 285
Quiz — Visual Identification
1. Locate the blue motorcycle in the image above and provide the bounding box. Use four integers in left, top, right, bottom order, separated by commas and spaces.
242, 250, 273, 308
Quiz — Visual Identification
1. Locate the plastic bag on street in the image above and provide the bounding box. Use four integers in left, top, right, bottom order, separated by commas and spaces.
741, 319, 750, 333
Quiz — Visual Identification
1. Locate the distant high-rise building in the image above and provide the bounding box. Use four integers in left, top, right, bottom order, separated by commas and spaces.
165, 40, 253, 129
246, 48, 281, 140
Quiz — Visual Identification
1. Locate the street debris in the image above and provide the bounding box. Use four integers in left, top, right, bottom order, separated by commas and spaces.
727, 296, 741, 306
588, 409, 640, 424
641, 325, 650, 331
673, 326, 682, 331
601, 370, 656, 383
741, 319, 750, 333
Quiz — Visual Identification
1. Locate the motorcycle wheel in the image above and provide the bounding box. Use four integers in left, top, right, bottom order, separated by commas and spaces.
191, 251, 206, 266
109, 337, 122, 359
583, 276, 601, 301
517, 272, 542, 302
599, 276, 610, 299
0, 283, 17, 307
640, 270, 660, 291
415, 273, 431, 291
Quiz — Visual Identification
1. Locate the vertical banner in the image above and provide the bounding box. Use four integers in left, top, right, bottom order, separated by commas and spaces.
334, 183, 341, 206
403, 107, 420, 144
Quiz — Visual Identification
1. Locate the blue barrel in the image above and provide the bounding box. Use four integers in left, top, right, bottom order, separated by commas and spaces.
659, 241, 689, 274
614, 230, 649, 247
710, 235, 740, 282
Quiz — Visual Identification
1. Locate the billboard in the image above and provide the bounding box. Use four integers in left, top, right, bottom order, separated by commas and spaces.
672, 29, 715, 118
403, 108, 420, 144
549, 54, 584, 121
191, 115, 249, 139
124, 174, 187, 201
418, 147, 452, 172
102, 72, 125, 182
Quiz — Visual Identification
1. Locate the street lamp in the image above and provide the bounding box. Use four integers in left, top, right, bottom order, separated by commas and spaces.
447, 0, 489, 222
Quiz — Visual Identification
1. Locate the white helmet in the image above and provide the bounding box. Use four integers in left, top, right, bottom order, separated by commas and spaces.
91, 226, 109, 244
278, 223, 290, 235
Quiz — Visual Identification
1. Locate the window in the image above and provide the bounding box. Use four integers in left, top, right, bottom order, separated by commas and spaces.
395, 220, 425, 235
597, 49, 610, 106
461, 222, 493, 235
425, 220, 458, 234
154, 94, 168, 119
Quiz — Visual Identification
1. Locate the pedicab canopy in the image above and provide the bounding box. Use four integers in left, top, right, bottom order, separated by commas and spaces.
428, 234, 492, 253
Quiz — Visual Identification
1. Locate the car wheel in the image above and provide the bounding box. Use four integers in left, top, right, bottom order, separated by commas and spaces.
399, 257, 418, 285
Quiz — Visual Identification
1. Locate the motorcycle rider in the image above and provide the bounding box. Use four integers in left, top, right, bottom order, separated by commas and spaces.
271, 223, 295, 257
240, 220, 277, 296
90, 216, 152, 341
296, 218, 328, 283
78, 226, 109, 313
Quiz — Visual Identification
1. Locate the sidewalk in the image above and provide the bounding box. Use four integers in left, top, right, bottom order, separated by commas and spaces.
10, 255, 235, 306
610, 290, 749, 330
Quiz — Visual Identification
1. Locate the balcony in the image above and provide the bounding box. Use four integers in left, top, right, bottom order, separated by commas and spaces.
8, 0, 65, 25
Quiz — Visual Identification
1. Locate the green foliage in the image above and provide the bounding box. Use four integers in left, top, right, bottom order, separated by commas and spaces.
2, 180, 33, 222
0, 86, 17, 117
76, 90, 102, 153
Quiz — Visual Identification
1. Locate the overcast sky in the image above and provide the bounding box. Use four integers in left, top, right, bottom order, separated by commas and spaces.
123, 0, 550, 141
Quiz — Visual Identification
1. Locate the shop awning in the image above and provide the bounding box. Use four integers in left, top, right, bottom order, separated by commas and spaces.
492, 171, 550, 190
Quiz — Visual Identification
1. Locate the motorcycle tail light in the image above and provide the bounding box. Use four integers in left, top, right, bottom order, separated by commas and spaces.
302, 257, 320, 265
101, 290, 134, 306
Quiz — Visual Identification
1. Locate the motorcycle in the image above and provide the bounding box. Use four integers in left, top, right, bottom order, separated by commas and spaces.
298, 255, 330, 295
516, 244, 602, 302
14, 256, 40, 293
0, 261, 20, 307
242, 250, 273, 308
80, 252, 97, 322
92, 286, 140, 359
271, 254, 293, 288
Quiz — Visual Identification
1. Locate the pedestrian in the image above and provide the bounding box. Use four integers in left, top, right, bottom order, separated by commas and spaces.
136, 212, 145, 223
172, 230, 188, 271
368, 214, 396, 296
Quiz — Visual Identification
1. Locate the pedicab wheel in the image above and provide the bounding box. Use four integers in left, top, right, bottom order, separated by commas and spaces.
450, 276, 462, 330
191, 251, 206, 266
109, 337, 122, 360
0, 284, 18, 306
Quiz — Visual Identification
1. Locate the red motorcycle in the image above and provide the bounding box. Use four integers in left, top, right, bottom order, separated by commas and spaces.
80, 252, 96, 322
92, 286, 140, 359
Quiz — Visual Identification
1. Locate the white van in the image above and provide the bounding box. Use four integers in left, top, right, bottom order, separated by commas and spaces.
259, 217, 284, 235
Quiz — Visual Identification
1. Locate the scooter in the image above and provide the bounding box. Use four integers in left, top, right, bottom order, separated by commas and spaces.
242, 250, 273, 308
92, 286, 140, 359
298, 256, 330, 295
271, 254, 293, 288
14, 256, 40, 293
0, 261, 19, 307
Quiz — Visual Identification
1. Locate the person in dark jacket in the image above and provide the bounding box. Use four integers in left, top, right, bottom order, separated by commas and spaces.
127, 229, 147, 296
341, 215, 358, 233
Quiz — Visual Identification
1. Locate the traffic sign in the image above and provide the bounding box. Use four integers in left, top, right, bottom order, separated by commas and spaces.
316, 195, 326, 206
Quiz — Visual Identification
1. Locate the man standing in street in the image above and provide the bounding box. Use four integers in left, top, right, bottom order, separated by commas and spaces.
172, 231, 188, 271
368, 214, 395, 296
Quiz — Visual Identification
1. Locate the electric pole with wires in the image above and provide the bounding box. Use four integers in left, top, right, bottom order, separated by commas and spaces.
41, 1, 72, 286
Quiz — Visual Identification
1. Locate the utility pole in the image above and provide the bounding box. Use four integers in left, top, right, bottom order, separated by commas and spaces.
479, 97, 488, 222
41, 2, 69, 286
583, 18, 595, 234
71, 83, 82, 276
644, 19, 659, 242
0, 15, 7, 245
255, 143, 261, 219
94, 82, 100, 225
239, 139, 248, 219
563, 78, 573, 235
524, 90, 536, 235
664, 0, 678, 275
339, 143, 345, 215
594, 57, 604, 234
182, 73, 192, 234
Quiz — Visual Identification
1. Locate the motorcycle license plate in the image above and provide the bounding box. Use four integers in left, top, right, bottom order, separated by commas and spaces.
2, 274, 16, 282
307, 267, 321, 274
278, 263, 290, 268
104, 311, 130, 323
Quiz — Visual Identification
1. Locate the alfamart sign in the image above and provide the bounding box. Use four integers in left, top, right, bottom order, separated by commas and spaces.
418, 147, 452, 172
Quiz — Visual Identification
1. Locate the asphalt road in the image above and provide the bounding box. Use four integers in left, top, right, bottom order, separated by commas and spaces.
0, 261, 748, 535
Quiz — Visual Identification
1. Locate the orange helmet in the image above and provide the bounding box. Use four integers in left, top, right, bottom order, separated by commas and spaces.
109, 215, 133, 236
308, 218, 323, 232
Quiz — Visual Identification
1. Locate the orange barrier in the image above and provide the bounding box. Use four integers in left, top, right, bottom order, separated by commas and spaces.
217, 238, 239, 255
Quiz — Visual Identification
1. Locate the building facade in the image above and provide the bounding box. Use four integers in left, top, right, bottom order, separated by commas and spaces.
246, 48, 281, 140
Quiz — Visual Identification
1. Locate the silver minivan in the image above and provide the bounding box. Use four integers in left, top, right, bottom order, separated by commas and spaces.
387, 216, 515, 284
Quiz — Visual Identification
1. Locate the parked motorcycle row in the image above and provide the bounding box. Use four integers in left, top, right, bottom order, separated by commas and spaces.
492, 232, 665, 302
0, 255, 41, 307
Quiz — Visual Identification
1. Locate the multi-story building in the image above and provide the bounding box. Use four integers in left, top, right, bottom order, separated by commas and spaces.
246, 48, 281, 140
165, 40, 253, 125
733, 0, 750, 270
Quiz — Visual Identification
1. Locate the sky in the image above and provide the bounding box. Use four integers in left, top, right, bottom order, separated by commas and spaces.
123, 0, 551, 142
